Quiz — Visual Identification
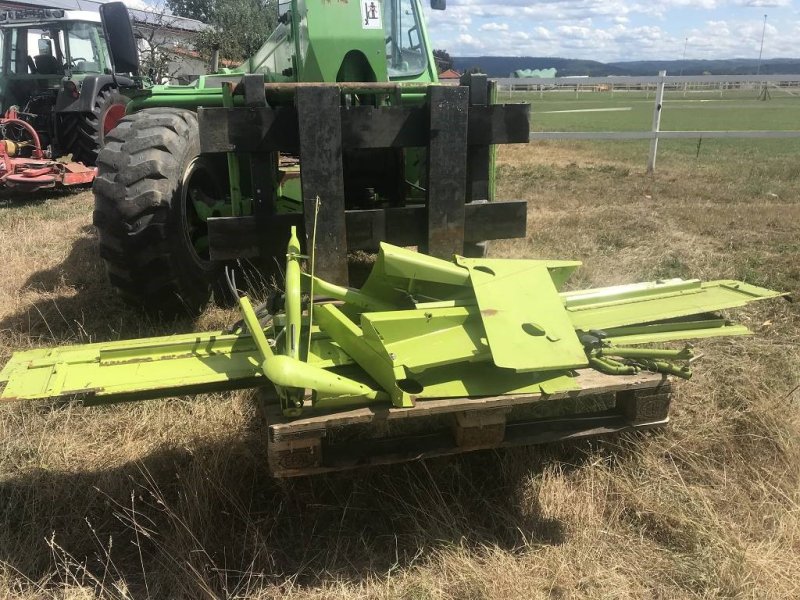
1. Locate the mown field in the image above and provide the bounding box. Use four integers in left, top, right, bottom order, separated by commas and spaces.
516, 87, 800, 135
0, 119, 799, 597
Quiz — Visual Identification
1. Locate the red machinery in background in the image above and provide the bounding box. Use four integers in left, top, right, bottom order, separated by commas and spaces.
0, 107, 95, 192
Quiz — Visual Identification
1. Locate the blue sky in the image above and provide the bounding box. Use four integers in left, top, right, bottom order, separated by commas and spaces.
125, 0, 800, 62
422, 1, 800, 61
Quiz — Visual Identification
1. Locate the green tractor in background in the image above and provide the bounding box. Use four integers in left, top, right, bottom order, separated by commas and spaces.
0, 7, 129, 186
95, 0, 526, 314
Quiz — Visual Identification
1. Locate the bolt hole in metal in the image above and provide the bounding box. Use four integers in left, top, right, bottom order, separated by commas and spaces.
397, 379, 424, 394
522, 322, 546, 337
473, 265, 495, 276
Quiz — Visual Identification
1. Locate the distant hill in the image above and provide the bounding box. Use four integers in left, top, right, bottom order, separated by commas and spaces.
452, 57, 800, 77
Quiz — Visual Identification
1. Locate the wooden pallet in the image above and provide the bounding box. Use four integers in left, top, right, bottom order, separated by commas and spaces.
258, 370, 672, 477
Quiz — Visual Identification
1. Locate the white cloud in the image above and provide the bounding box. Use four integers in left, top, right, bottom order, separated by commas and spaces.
456, 33, 484, 50
120, 0, 152, 9
733, 1, 790, 7
423, 0, 799, 61
480, 22, 509, 32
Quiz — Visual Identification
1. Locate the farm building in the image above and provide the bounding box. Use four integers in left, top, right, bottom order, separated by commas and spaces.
438, 68, 461, 84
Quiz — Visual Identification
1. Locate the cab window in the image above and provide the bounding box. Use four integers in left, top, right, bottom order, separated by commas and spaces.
383, 0, 428, 78
66, 22, 105, 73
7, 27, 66, 75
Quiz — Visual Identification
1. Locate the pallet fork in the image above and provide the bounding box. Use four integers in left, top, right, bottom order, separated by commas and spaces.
198, 76, 530, 283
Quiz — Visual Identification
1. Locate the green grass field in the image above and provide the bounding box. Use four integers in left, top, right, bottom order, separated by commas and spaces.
518, 88, 800, 133
508, 88, 800, 177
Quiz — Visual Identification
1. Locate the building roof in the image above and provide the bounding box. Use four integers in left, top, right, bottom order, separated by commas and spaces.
168, 45, 237, 68
0, 0, 209, 32
438, 68, 461, 79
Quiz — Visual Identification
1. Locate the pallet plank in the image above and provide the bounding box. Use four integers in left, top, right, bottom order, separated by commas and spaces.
264, 370, 667, 438
264, 374, 672, 477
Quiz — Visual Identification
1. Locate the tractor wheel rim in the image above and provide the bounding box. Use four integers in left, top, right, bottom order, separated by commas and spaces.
103, 104, 126, 136
180, 157, 220, 266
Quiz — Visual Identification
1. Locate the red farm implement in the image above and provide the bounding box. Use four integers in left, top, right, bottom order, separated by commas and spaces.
0, 108, 95, 191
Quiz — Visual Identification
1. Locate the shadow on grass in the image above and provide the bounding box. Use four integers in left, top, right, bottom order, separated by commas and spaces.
1, 218, 599, 596
1, 224, 377, 349
0, 226, 198, 346
0, 186, 88, 208
0, 418, 590, 596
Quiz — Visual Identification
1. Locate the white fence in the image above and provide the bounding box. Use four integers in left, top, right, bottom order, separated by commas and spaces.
495, 73, 800, 91
492, 73, 800, 172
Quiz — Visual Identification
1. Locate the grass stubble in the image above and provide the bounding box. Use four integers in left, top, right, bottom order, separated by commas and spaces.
0, 137, 798, 599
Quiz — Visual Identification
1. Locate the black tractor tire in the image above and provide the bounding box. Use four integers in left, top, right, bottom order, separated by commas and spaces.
61, 87, 129, 166
93, 108, 228, 316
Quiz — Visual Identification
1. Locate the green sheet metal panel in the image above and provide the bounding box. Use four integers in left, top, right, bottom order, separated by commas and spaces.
410, 362, 580, 397
456, 258, 589, 373
543, 260, 583, 290
599, 319, 751, 346
0, 331, 351, 403
360, 307, 490, 372
566, 279, 785, 331
353, 244, 583, 311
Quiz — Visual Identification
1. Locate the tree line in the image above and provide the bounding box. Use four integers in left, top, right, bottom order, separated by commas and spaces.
167, 0, 277, 63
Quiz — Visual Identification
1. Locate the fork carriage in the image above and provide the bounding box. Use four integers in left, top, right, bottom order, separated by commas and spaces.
197, 75, 530, 283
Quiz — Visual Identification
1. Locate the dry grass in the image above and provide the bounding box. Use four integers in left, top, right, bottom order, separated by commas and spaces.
0, 141, 798, 599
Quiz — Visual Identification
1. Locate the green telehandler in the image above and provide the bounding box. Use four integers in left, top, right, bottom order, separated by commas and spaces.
0, 2, 787, 476
93, 0, 526, 314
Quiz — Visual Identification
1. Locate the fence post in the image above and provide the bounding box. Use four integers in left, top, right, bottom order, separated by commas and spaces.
647, 70, 667, 174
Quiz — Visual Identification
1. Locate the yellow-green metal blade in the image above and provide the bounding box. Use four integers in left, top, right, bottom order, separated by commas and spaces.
565, 279, 785, 331
0, 331, 351, 404
355, 243, 473, 310
456, 258, 589, 373
380, 243, 470, 286
599, 319, 752, 346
